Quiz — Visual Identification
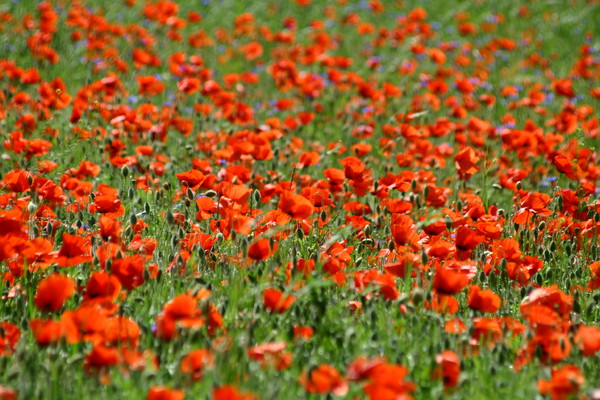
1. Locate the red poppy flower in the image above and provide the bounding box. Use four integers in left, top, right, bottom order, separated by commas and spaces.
55, 233, 93, 267
110, 255, 145, 291
454, 147, 480, 180
34, 274, 75, 313
433, 266, 471, 295
247, 239, 271, 261
574, 325, 600, 356
147, 387, 185, 400
299, 364, 348, 396
537, 365, 583, 400
468, 285, 501, 313
278, 191, 314, 220
212, 386, 255, 400
180, 349, 214, 380
263, 288, 295, 313
0, 322, 20, 356
434, 350, 461, 388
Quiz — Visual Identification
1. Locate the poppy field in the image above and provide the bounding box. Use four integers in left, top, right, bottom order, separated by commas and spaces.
1, 0, 600, 398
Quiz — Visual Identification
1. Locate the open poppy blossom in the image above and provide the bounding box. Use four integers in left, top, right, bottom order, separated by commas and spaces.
299, 364, 348, 396
434, 350, 461, 389
263, 288, 295, 313
34, 274, 76, 313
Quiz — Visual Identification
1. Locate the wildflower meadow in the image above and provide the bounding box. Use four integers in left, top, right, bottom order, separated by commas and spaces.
0, 0, 599, 399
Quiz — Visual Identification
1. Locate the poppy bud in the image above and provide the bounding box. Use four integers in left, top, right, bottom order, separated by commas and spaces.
538, 220, 546, 230
27, 202, 37, 214
445, 216, 453, 230
364, 224, 372, 236
186, 188, 194, 200
411, 289, 424, 305
421, 249, 428, 264
296, 227, 304, 239
205, 190, 216, 197
557, 195, 563, 210
145, 202, 151, 214
516, 181, 522, 190
44, 222, 53, 235
543, 248, 551, 261
499, 258, 507, 271
253, 190, 261, 203
520, 286, 527, 298
360, 238, 374, 246
166, 210, 174, 224
565, 243, 572, 256
131, 213, 138, 225
355, 257, 363, 267
121, 166, 129, 177
388, 240, 395, 251
171, 235, 178, 248
320, 210, 327, 223
128, 187, 135, 199
216, 233, 224, 242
